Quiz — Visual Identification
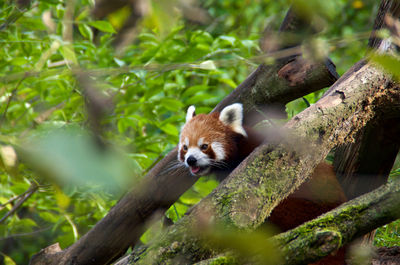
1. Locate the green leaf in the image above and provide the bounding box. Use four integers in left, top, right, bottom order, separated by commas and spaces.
78, 23, 93, 40
1, 254, 17, 265
60, 45, 78, 66
88, 20, 116, 33
159, 98, 183, 112
182, 85, 209, 98
39, 211, 60, 223
160, 123, 179, 136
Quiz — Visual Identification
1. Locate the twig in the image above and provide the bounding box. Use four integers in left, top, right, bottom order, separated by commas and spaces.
0, 186, 35, 210
0, 183, 39, 224
0, 225, 52, 240
0, 76, 26, 129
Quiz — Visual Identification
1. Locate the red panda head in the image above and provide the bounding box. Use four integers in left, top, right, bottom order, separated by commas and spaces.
178, 103, 247, 176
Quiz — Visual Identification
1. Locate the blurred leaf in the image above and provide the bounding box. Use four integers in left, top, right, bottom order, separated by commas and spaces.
1, 254, 17, 265
370, 53, 400, 81
190, 60, 217, 70
21, 127, 137, 192
159, 98, 184, 112
39, 211, 60, 223
202, 226, 281, 265
0, 145, 18, 171
60, 45, 78, 66
88, 20, 116, 33
55, 187, 71, 210
78, 24, 93, 40
160, 123, 179, 136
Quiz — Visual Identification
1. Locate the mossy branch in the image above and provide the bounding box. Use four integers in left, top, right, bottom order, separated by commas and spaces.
275, 178, 400, 264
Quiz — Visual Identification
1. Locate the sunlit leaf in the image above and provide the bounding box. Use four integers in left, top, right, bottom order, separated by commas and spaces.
2, 254, 17, 265
370, 53, 400, 81
88, 20, 116, 33
78, 23, 93, 41
160, 123, 179, 136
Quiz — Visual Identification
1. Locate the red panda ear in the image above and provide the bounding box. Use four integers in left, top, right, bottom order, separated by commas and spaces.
219, 103, 247, 137
185, 105, 196, 123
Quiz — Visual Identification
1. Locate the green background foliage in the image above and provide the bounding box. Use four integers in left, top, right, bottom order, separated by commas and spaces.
0, 0, 399, 264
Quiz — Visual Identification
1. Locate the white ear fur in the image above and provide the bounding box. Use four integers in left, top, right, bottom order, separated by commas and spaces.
219, 103, 247, 137
186, 105, 196, 123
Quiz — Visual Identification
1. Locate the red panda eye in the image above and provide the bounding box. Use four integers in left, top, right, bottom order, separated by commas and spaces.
200, 144, 208, 150
183, 145, 188, 151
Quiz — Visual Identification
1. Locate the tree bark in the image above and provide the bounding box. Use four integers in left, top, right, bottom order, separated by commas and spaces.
125, 59, 400, 264
29, 8, 340, 265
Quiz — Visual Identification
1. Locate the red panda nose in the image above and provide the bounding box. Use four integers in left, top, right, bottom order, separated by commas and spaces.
186, 156, 197, 166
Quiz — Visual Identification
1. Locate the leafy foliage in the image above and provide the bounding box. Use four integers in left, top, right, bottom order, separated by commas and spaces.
0, 0, 398, 264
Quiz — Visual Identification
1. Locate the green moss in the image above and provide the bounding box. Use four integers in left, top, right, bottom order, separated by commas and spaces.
195, 255, 238, 265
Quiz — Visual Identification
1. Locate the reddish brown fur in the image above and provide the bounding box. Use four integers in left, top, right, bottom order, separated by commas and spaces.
180, 113, 241, 164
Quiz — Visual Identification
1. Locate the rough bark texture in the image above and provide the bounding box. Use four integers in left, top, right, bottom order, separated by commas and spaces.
334, 0, 400, 200
127, 60, 400, 264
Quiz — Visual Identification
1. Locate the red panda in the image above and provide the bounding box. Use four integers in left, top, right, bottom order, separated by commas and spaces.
178, 103, 347, 265
178, 103, 261, 177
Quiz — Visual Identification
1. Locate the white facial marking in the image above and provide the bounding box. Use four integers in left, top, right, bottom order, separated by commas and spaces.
185, 147, 209, 167
184, 137, 189, 147
197, 137, 204, 146
219, 103, 247, 137
186, 105, 196, 123
211, 142, 225, 161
